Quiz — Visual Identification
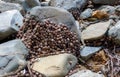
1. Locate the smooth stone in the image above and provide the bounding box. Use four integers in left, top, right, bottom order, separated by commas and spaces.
108, 21, 120, 44
32, 53, 77, 77
49, 0, 87, 11
80, 8, 93, 19
80, 46, 101, 60
0, 10, 23, 40
0, 1, 23, 12
92, 0, 119, 5
0, 39, 28, 76
99, 5, 115, 15
27, 6, 82, 41
70, 70, 104, 77
82, 21, 111, 40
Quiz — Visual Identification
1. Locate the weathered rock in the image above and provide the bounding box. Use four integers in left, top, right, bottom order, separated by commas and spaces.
82, 21, 111, 40
108, 21, 120, 44
80, 46, 101, 60
80, 8, 93, 19
27, 6, 82, 41
0, 10, 23, 40
99, 5, 115, 15
32, 53, 77, 77
0, 39, 28, 76
70, 70, 104, 77
49, 0, 87, 10
92, 0, 119, 5
0, 1, 23, 12
25, 0, 40, 8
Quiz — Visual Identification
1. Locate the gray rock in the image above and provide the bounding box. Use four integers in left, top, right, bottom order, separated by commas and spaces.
27, 6, 82, 41
92, 0, 119, 5
80, 46, 101, 60
32, 53, 77, 77
80, 8, 93, 19
25, 0, 40, 8
70, 70, 104, 77
49, 0, 87, 11
99, 5, 115, 15
0, 10, 23, 40
82, 21, 111, 40
108, 21, 120, 44
0, 1, 23, 12
1, 0, 25, 4
0, 39, 28, 76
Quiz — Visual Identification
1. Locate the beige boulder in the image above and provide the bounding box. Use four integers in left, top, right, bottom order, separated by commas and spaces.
32, 53, 77, 77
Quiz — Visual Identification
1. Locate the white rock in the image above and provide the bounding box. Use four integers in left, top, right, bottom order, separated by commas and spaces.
108, 21, 120, 44
82, 21, 111, 40
70, 70, 104, 77
32, 53, 77, 77
0, 10, 23, 40
28, 6, 82, 41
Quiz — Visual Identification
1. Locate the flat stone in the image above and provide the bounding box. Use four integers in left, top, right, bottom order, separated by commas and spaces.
108, 21, 120, 44
80, 46, 101, 60
32, 53, 77, 77
0, 10, 23, 40
27, 6, 81, 41
80, 8, 93, 19
82, 21, 111, 40
92, 0, 119, 5
0, 39, 28, 76
70, 70, 104, 77
0, 1, 23, 12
